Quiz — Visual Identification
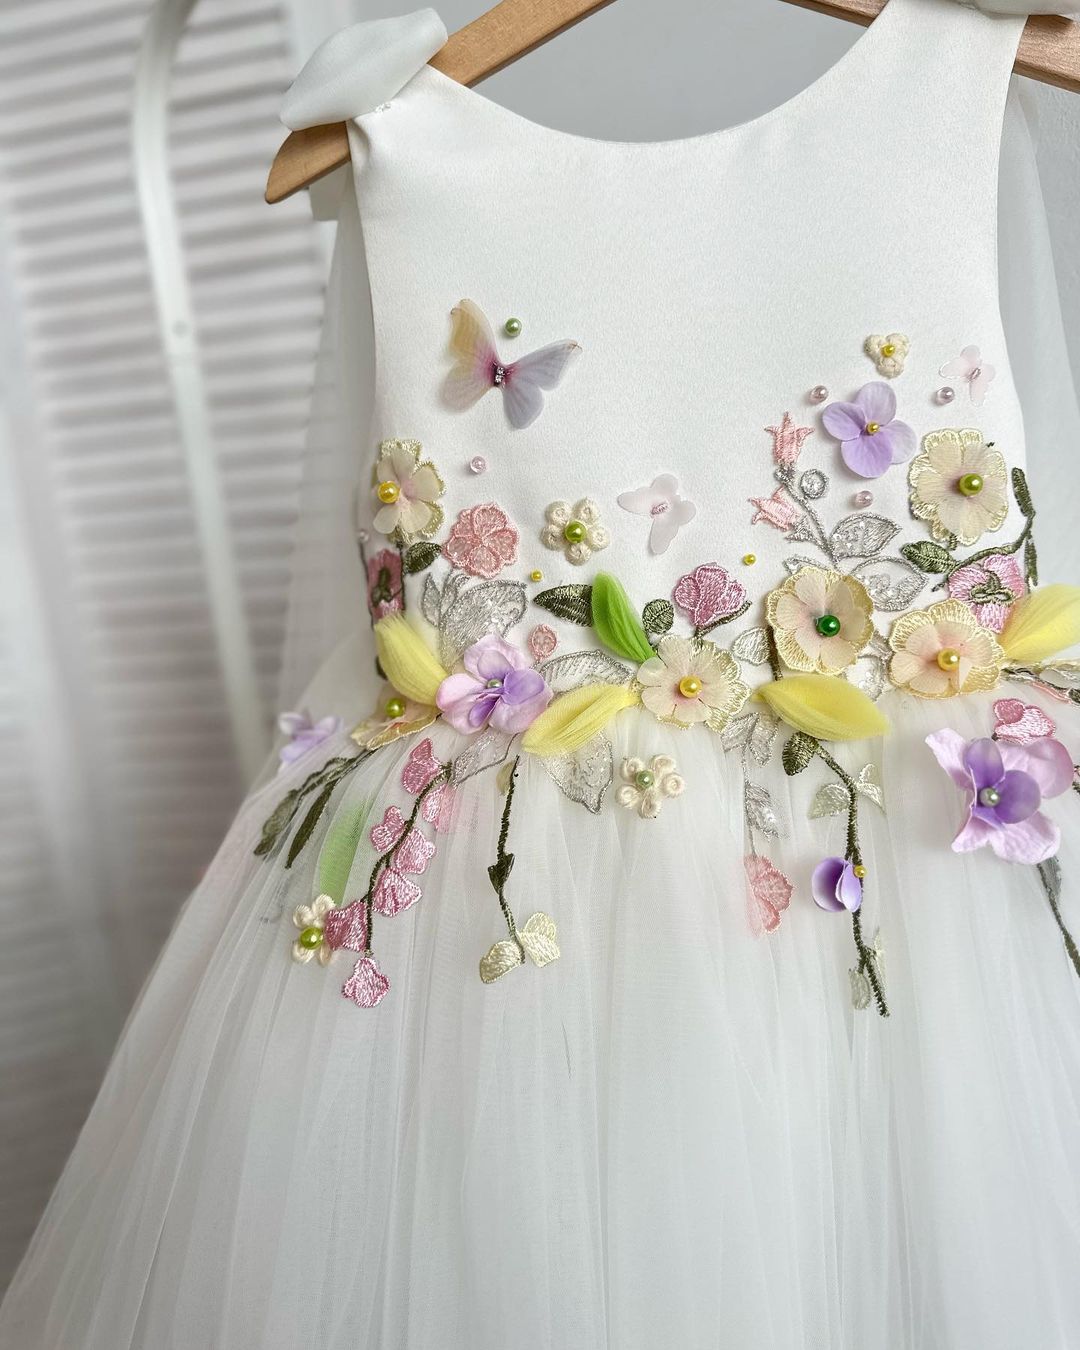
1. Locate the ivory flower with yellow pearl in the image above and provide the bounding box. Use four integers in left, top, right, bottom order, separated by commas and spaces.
888, 599, 1004, 698
766, 565, 874, 675
636, 635, 750, 732
908, 428, 1008, 546
864, 333, 910, 378
371, 438, 445, 542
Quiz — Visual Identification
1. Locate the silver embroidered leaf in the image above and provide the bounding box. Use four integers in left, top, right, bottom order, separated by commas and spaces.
851, 555, 925, 612
855, 763, 886, 812
829, 513, 900, 561
730, 626, 772, 666
849, 968, 872, 1010
786, 516, 819, 545
1031, 660, 1080, 688
809, 781, 850, 819
451, 728, 513, 785
749, 710, 779, 766
745, 783, 782, 838
439, 580, 528, 668
798, 468, 829, 500
420, 574, 442, 627
850, 650, 888, 702
538, 649, 631, 694
783, 555, 820, 577
543, 733, 612, 814
720, 711, 755, 753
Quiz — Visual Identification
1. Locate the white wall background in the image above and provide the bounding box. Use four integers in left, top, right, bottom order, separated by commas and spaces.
0, 0, 1077, 1291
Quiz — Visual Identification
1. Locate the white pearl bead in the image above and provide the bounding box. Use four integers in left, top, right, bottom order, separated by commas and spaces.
809, 385, 829, 404
853, 490, 873, 509
469, 455, 487, 474
935, 386, 956, 405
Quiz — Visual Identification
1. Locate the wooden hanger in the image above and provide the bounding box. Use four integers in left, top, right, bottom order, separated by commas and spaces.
266, 0, 1080, 203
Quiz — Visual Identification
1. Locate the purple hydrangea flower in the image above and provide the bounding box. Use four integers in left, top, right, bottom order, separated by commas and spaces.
277, 710, 343, 768
926, 729, 1074, 864
812, 856, 864, 913
821, 382, 916, 479
437, 633, 552, 736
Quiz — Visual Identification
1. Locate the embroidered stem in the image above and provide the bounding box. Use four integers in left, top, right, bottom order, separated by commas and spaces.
256, 752, 371, 860
489, 756, 524, 958
765, 625, 783, 683
775, 466, 839, 567
360, 764, 451, 955
1036, 859, 1080, 982
694, 600, 752, 639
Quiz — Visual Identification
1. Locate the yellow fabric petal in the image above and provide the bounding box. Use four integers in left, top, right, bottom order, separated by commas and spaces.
1000, 584, 1080, 665
373, 616, 448, 707
755, 674, 890, 742
522, 683, 639, 757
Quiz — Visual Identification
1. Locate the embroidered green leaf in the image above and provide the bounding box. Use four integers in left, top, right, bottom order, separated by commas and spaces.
317, 799, 373, 903
899, 540, 954, 575
535, 584, 594, 626
403, 541, 441, 574
782, 731, 819, 776
286, 782, 336, 868
1012, 465, 1035, 518
488, 851, 515, 894
1024, 536, 1039, 587
255, 754, 366, 858
592, 573, 654, 665
641, 599, 674, 636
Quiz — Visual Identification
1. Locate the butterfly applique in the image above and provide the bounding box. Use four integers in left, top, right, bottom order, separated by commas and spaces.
443, 298, 580, 430
939, 345, 996, 405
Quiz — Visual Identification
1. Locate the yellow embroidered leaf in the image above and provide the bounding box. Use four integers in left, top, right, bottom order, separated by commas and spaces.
755, 674, 890, 742
521, 683, 638, 757
519, 912, 560, 968
479, 939, 523, 984
373, 615, 448, 707
1000, 584, 1080, 665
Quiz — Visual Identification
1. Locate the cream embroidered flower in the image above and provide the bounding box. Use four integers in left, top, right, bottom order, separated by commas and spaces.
766, 565, 874, 674
637, 635, 750, 731
540, 498, 610, 565
616, 755, 685, 819
372, 438, 445, 542
291, 894, 336, 965
864, 332, 910, 378
350, 682, 436, 750
908, 429, 1008, 546
888, 599, 1004, 698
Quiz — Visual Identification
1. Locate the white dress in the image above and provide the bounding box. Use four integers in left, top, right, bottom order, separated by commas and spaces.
5, 2, 1080, 1347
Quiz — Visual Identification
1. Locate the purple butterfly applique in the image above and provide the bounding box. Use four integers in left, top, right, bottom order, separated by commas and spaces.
443, 298, 580, 430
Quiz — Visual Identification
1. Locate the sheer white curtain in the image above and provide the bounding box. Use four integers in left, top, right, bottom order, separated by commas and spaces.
0, 0, 1077, 1295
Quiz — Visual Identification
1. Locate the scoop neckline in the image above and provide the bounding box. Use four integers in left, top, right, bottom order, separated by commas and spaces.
418, 0, 900, 154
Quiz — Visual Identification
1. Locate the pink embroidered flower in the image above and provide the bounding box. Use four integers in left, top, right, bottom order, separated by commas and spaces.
673, 562, 748, 629
821, 382, 916, 479
437, 634, 553, 735
528, 624, 558, 663
342, 955, 390, 1007
926, 729, 1073, 864
278, 710, 343, 768
402, 739, 455, 832
322, 899, 370, 954
946, 553, 1025, 633
812, 857, 863, 913
744, 854, 793, 936
442, 503, 519, 578
366, 548, 403, 620
766, 412, 813, 467
369, 805, 436, 916
992, 698, 1057, 745
617, 474, 696, 555
748, 488, 801, 532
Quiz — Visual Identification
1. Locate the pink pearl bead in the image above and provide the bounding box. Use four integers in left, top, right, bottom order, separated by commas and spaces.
853, 490, 873, 509
935, 386, 956, 405
809, 385, 829, 404
469, 455, 487, 474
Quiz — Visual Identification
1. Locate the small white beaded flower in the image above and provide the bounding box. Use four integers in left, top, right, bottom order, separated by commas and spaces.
864, 333, 909, 378
616, 755, 685, 819
540, 498, 610, 565
291, 893, 336, 965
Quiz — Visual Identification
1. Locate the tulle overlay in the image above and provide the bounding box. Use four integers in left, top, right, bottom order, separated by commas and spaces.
3, 682, 1080, 1350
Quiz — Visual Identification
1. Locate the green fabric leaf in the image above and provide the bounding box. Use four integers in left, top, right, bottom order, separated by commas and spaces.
403, 541, 441, 574
899, 541, 953, 575
534, 584, 594, 626
641, 599, 674, 635
317, 799, 373, 903
592, 574, 654, 664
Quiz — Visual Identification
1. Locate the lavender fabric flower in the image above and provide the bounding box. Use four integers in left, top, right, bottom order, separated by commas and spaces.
926, 729, 1074, 864
821, 382, 916, 479
812, 856, 864, 913
277, 710, 343, 768
437, 633, 552, 736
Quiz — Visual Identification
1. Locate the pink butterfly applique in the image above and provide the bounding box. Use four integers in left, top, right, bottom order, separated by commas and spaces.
444, 298, 580, 430
939, 346, 995, 405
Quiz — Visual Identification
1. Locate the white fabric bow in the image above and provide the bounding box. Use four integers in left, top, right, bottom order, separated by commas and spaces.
280, 9, 448, 130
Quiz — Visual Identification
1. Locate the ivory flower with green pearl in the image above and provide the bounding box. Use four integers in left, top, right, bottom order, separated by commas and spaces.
291, 894, 337, 965
766, 565, 874, 674
616, 755, 685, 819
636, 635, 749, 732
908, 429, 1008, 545
540, 498, 610, 565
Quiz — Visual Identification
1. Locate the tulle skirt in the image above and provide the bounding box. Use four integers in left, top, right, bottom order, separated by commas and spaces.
3, 678, 1080, 1350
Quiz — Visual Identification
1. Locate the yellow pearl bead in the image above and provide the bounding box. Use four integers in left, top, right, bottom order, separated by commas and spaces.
937, 647, 961, 672
742, 553, 756, 566
853, 864, 867, 879
529, 569, 543, 582
678, 675, 703, 698
881, 343, 896, 357
376, 480, 400, 504
865, 421, 880, 435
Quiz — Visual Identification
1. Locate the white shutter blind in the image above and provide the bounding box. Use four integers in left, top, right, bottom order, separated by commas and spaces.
0, 0, 329, 1286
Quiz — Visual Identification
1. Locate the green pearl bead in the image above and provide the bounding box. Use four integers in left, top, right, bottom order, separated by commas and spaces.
299, 925, 323, 950
503, 317, 522, 338
563, 520, 587, 545
384, 697, 405, 720
957, 472, 984, 497
635, 770, 655, 790
815, 613, 842, 637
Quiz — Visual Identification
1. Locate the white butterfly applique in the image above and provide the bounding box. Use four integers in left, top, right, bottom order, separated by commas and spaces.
939, 345, 996, 405
443, 298, 581, 430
